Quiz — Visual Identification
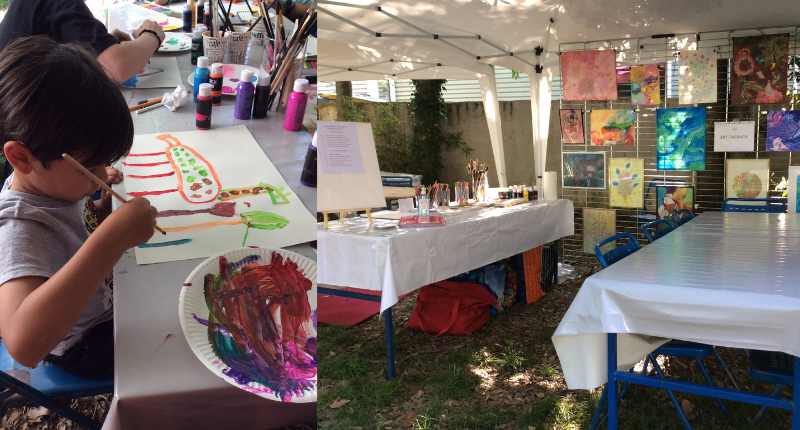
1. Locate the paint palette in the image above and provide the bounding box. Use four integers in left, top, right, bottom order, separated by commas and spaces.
179, 247, 317, 402
159, 32, 192, 53
187, 64, 259, 96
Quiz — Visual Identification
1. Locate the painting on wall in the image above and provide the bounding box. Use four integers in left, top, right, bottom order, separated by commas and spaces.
609, 158, 644, 208
731, 34, 789, 104
590, 109, 635, 146
766, 111, 800, 151
788, 166, 800, 213
560, 50, 618, 101
656, 107, 706, 171
560, 109, 585, 144
656, 186, 694, 221
562, 152, 606, 189
583, 208, 616, 255
630, 64, 660, 105
678, 49, 717, 104
725, 158, 770, 199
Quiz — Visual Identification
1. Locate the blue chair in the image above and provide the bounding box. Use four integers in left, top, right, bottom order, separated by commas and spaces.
0, 343, 112, 429
640, 219, 677, 242
593, 232, 641, 268
722, 198, 787, 213
747, 350, 794, 421
671, 209, 696, 225
381, 175, 413, 187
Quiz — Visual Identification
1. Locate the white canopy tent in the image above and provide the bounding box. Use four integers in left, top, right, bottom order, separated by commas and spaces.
319, 0, 800, 186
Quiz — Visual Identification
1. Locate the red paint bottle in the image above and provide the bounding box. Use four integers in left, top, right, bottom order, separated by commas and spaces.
196, 83, 213, 130
209, 63, 223, 104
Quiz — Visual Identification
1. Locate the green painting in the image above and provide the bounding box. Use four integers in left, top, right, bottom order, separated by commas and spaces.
656, 107, 706, 171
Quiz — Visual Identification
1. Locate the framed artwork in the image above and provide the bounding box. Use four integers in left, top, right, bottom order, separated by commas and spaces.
678, 49, 717, 104
731, 34, 789, 104
560, 109, 585, 144
590, 109, 635, 146
630, 64, 660, 105
609, 158, 644, 208
560, 50, 618, 101
788, 166, 800, 213
714, 121, 755, 152
656, 186, 695, 221
656, 107, 706, 171
583, 208, 616, 255
766, 111, 800, 151
725, 158, 770, 199
561, 151, 606, 189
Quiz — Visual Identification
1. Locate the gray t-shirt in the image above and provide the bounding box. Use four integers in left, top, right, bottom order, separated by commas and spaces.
0, 178, 112, 356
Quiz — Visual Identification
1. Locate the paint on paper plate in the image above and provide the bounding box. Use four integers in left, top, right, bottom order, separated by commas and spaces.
609, 158, 643, 208
656, 186, 694, 222
656, 107, 706, 171
583, 208, 615, 255
591, 109, 635, 146
725, 158, 770, 199
766, 111, 800, 151
678, 50, 717, 104
630, 64, 660, 105
560, 50, 618, 101
559, 109, 585, 144
731, 34, 789, 104
562, 152, 606, 189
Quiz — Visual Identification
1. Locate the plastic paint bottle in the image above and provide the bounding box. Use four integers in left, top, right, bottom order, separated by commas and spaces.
252, 71, 270, 119
203, 2, 212, 28
182, 3, 193, 32
234, 69, 256, 120
283, 78, 309, 131
209, 63, 224, 104
300, 132, 317, 187
196, 83, 213, 130
190, 24, 206, 65
196, 1, 204, 27
193, 56, 210, 102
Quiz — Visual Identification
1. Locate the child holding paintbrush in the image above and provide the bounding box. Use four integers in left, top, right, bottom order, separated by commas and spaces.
0, 37, 158, 378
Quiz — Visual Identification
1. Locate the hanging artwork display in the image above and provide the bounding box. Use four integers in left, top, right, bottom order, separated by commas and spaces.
630, 64, 660, 105
678, 49, 717, 104
714, 121, 755, 152
656, 186, 695, 221
590, 109, 635, 146
766, 111, 800, 151
583, 208, 616, 255
559, 109, 585, 144
656, 107, 706, 171
114, 126, 317, 265
561, 152, 606, 189
725, 158, 770, 199
731, 34, 789, 104
788, 166, 800, 213
609, 158, 644, 208
560, 50, 618, 101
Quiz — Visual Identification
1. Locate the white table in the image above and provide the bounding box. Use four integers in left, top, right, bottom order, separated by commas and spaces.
318, 199, 575, 377
103, 52, 316, 429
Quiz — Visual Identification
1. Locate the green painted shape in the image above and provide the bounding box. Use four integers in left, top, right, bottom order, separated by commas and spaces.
239, 211, 289, 230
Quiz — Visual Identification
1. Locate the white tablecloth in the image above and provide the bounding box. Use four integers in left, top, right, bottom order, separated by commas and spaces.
553, 212, 800, 390
317, 199, 575, 312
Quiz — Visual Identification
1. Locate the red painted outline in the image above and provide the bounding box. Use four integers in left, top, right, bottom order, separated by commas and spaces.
128, 189, 178, 197
157, 134, 221, 204
127, 151, 166, 157
128, 171, 176, 179
123, 161, 170, 167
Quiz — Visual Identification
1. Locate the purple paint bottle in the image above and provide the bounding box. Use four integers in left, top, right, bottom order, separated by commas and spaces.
234, 69, 256, 120
283, 78, 309, 131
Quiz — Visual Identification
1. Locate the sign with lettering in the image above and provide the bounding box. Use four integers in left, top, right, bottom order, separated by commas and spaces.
714, 121, 755, 152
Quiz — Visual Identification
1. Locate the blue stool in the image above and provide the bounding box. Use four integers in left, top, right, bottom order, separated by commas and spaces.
748, 350, 794, 422
722, 198, 787, 213
640, 219, 677, 242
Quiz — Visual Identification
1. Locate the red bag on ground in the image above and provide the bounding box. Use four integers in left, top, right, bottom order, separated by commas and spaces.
407, 281, 497, 336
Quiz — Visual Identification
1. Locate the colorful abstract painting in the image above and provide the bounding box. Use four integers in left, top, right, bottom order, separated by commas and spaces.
678, 50, 717, 104
725, 158, 770, 199
731, 34, 789, 104
656, 107, 706, 171
630, 64, 660, 105
590, 109, 635, 146
560, 109, 585, 144
656, 186, 694, 221
560, 50, 618, 101
583, 208, 615, 254
562, 152, 606, 189
609, 158, 644, 208
766, 111, 800, 151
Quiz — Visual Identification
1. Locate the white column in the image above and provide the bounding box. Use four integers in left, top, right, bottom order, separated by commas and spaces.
478, 67, 508, 187
528, 50, 556, 184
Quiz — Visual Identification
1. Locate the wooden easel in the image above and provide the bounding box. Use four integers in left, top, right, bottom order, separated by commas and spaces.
322, 208, 373, 229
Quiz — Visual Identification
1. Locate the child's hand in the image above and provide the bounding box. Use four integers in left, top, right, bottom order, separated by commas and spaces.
101, 198, 158, 250
105, 166, 123, 185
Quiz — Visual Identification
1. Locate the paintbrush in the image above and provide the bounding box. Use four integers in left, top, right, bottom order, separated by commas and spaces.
128, 97, 163, 112
62, 154, 167, 235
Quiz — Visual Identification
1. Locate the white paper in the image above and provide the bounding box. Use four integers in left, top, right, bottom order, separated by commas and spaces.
124, 56, 182, 89
398, 198, 414, 212
113, 126, 317, 265
714, 121, 755, 152
319, 123, 363, 174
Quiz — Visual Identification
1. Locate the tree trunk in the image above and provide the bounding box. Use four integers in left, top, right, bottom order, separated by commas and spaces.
335, 81, 352, 120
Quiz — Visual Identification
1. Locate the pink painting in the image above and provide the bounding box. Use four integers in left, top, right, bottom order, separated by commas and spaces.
561, 50, 618, 101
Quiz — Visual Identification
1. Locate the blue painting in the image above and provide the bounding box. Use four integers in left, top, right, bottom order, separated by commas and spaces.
656, 107, 706, 171
766, 111, 800, 151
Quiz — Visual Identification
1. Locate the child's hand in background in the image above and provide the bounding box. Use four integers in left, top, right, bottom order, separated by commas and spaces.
105, 166, 123, 185
100, 197, 158, 250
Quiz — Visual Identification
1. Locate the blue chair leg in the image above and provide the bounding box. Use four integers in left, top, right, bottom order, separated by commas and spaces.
0, 372, 99, 430
712, 347, 739, 390
751, 384, 783, 423
589, 385, 609, 430
695, 359, 730, 416
649, 354, 693, 430
383, 307, 396, 379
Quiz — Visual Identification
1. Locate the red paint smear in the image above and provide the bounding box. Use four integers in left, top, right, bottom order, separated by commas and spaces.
128, 171, 176, 179
127, 151, 166, 157
123, 161, 170, 167
128, 188, 178, 197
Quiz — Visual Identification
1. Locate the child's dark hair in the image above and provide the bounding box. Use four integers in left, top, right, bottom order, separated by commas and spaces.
0, 36, 133, 167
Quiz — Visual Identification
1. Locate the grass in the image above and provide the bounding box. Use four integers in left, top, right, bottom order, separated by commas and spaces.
318, 264, 793, 429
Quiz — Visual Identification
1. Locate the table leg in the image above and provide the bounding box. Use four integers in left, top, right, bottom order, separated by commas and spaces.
607, 333, 618, 430
793, 355, 800, 430
383, 307, 396, 379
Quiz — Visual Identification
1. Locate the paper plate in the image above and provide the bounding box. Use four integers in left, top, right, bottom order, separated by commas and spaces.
187, 64, 259, 96
179, 247, 317, 402
159, 32, 192, 53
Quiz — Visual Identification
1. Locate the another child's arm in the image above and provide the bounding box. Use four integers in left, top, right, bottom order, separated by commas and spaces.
97, 21, 165, 83
0, 198, 156, 367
